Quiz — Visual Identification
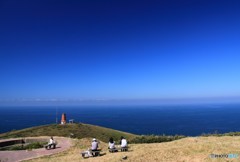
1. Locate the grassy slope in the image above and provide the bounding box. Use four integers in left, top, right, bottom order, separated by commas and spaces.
0, 123, 137, 142
27, 136, 240, 162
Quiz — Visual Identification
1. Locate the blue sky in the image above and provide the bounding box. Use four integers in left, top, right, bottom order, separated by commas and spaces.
0, 0, 240, 105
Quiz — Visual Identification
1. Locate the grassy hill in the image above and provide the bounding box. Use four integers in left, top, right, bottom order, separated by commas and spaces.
2, 124, 240, 161
0, 123, 186, 144
0, 123, 137, 142
26, 136, 240, 162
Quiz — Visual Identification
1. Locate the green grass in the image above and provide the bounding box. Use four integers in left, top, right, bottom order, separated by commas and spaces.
130, 134, 186, 143
0, 123, 189, 144
201, 131, 240, 137
25, 142, 48, 150
0, 123, 137, 143
0, 142, 47, 151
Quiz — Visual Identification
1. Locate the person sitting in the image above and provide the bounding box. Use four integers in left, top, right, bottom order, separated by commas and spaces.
120, 136, 128, 151
91, 138, 99, 151
45, 136, 56, 149
108, 137, 117, 152
81, 138, 100, 158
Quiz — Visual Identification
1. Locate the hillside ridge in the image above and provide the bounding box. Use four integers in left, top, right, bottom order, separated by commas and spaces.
0, 123, 137, 142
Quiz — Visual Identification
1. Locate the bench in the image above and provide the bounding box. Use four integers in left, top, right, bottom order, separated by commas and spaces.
109, 148, 118, 153
81, 149, 102, 158
44, 143, 57, 150
121, 147, 128, 152
109, 146, 128, 153
92, 150, 101, 157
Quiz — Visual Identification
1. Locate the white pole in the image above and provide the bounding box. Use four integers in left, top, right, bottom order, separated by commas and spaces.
56, 107, 58, 124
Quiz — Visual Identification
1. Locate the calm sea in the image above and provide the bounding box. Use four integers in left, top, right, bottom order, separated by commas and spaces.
0, 104, 240, 136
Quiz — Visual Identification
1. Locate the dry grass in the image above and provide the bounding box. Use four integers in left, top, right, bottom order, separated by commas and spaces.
26, 136, 240, 162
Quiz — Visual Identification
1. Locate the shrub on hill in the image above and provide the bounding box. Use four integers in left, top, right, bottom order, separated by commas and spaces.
130, 134, 186, 144
0, 142, 47, 151
201, 131, 240, 137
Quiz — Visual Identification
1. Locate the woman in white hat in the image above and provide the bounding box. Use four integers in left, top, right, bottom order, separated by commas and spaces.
91, 138, 98, 151
81, 138, 99, 158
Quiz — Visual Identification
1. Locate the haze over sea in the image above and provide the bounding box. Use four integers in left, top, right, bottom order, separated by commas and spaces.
1, 103, 240, 136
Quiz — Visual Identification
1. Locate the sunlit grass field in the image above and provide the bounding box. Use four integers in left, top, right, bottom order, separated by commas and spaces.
26, 136, 240, 162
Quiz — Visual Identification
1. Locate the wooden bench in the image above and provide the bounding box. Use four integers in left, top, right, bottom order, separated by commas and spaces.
109, 148, 118, 153
121, 147, 128, 152
92, 150, 101, 157
44, 143, 57, 150
109, 146, 128, 153
81, 149, 102, 158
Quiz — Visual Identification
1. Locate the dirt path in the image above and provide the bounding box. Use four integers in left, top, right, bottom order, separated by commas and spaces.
0, 137, 73, 162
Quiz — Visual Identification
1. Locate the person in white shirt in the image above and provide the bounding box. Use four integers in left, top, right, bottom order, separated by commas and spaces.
120, 136, 127, 148
91, 138, 99, 151
108, 137, 116, 149
84, 138, 99, 157
49, 136, 55, 145
45, 136, 56, 149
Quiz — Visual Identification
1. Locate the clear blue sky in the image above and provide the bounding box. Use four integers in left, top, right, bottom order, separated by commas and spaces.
0, 0, 240, 105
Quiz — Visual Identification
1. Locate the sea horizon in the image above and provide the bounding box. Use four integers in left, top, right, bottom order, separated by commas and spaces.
1, 103, 240, 136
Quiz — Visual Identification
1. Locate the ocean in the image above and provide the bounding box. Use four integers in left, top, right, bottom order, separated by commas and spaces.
0, 104, 240, 136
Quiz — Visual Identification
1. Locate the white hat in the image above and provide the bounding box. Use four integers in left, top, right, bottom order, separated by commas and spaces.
92, 138, 96, 141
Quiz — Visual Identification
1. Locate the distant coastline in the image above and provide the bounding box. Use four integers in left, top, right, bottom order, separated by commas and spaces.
1, 103, 240, 135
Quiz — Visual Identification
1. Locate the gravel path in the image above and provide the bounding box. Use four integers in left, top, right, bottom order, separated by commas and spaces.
0, 137, 73, 162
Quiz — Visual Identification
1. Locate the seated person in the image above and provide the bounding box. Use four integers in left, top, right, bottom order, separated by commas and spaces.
49, 137, 55, 144
91, 138, 99, 151
108, 137, 117, 152
81, 138, 99, 158
46, 136, 56, 149
120, 136, 128, 150
109, 137, 115, 149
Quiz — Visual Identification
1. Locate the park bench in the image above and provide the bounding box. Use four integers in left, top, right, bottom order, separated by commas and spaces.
44, 142, 57, 150
121, 146, 128, 152
81, 149, 102, 158
109, 146, 128, 153
91, 150, 101, 156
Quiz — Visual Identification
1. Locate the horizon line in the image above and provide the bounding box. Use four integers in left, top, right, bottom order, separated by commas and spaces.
0, 96, 240, 106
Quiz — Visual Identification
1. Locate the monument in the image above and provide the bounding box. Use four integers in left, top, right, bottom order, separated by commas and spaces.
61, 113, 66, 124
